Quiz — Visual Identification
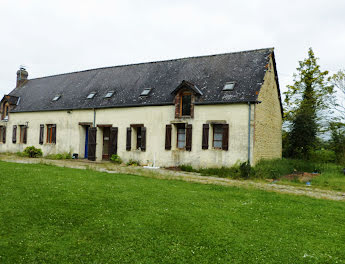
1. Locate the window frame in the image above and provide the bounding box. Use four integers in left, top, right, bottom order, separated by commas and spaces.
52, 95, 61, 101
213, 124, 223, 149
180, 92, 192, 117
176, 124, 186, 149
136, 126, 142, 150
104, 91, 114, 98
140, 88, 152, 96
46, 124, 54, 144
0, 126, 3, 143
87, 92, 96, 99
19, 125, 24, 143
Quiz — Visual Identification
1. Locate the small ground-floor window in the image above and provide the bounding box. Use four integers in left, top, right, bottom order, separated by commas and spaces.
177, 124, 186, 149
213, 124, 223, 149
19, 125, 27, 144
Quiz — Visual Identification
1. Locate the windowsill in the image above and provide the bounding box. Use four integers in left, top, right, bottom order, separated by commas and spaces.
174, 148, 186, 151
45, 143, 56, 145
212, 147, 226, 151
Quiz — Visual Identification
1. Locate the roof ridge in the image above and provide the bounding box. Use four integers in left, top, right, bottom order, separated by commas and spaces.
26, 47, 274, 82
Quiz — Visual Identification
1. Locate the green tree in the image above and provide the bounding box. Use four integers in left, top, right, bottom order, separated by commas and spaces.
329, 122, 345, 164
330, 70, 345, 121
284, 48, 334, 159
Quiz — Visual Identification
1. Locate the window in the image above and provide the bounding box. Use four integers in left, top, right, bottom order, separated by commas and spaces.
87, 92, 96, 99
12, 125, 17, 144
126, 125, 146, 151
47, 124, 56, 144
213, 125, 223, 148
181, 94, 192, 116
175, 124, 192, 151
52, 95, 61, 101
222, 81, 236, 91
19, 125, 27, 144
4, 105, 9, 119
0, 126, 5, 143
202, 123, 229, 150
105, 91, 114, 98
136, 127, 142, 149
1, 103, 9, 120
176, 124, 186, 149
140, 88, 152, 96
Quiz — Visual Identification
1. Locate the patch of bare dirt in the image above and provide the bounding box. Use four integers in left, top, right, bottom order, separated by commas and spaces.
282, 172, 320, 183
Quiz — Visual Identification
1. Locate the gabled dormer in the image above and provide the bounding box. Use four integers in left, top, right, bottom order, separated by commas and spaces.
0, 95, 20, 121
172, 80, 203, 119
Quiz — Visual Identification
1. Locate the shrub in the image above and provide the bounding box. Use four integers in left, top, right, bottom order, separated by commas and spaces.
23, 146, 43, 158
198, 166, 239, 178
110, 154, 122, 164
45, 152, 72, 160
126, 159, 140, 166
16, 151, 29, 157
179, 164, 195, 172
239, 162, 254, 179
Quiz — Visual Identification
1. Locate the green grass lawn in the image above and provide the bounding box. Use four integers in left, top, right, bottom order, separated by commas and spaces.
1, 161, 345, 263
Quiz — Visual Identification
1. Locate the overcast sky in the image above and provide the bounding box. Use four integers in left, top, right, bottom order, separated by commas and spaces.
1, 0, 344, 97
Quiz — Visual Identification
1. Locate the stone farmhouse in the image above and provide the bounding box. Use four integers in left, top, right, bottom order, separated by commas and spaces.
0, 48, 282, 167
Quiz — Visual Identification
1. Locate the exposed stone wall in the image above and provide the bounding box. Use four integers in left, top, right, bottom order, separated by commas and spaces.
253, 56, 282, 164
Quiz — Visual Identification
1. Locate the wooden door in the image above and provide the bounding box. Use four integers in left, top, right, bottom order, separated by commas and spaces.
87, 127, 97, 161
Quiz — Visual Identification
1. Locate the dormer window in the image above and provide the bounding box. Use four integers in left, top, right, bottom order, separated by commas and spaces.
181, 93, 192, 116
4, 105, 9, 119
140, 88, 152, 96
222, 81, 236, 91
87, 92, 96, 99
105, 91, 114, 98
1, 103, 10, 121
52, 95, 61, 101
172, 81, 201, 119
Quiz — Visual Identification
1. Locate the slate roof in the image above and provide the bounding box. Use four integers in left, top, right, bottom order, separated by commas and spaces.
7, 48, 281, 113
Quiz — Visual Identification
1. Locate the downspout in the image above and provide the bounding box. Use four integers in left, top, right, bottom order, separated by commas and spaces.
93, 108, 96, 127
247, 102, 251, 164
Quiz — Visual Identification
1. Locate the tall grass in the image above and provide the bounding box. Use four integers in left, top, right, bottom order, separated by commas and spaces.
180, 158, 344, 181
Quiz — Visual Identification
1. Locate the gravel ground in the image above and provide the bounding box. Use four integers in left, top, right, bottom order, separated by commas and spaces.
1, 154, 345, 201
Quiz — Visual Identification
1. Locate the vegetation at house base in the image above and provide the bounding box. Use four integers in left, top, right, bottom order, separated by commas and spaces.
126, 159, 140, 166
110, 154, 122, 164
1, 161, 345, 263
283, 48, 334, 159
23, 146, 43, 158
45, 152, 72, 160
180, 159, 345, 192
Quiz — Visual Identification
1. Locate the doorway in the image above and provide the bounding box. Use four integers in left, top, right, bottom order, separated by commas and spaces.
84, 125, 90, 158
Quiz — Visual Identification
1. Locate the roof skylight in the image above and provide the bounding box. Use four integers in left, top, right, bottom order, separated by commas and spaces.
52, 95, 61, 101
105, 91, 114, 98
87, 92, 96, 99
140, 88, 152, 96
222, 82, 236, 91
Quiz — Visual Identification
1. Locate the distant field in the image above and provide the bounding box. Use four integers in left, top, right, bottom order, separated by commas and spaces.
0, 161, 345, 264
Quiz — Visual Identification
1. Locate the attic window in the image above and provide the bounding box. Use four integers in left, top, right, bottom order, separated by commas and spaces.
222, 82, 236, 91
52, 95, 61, 101
105, 91, 114, 98
87, 92, 96, 99
140, 88, 152, 96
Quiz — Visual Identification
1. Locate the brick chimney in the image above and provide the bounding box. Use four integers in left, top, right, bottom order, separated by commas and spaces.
16, 67, 28, 87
